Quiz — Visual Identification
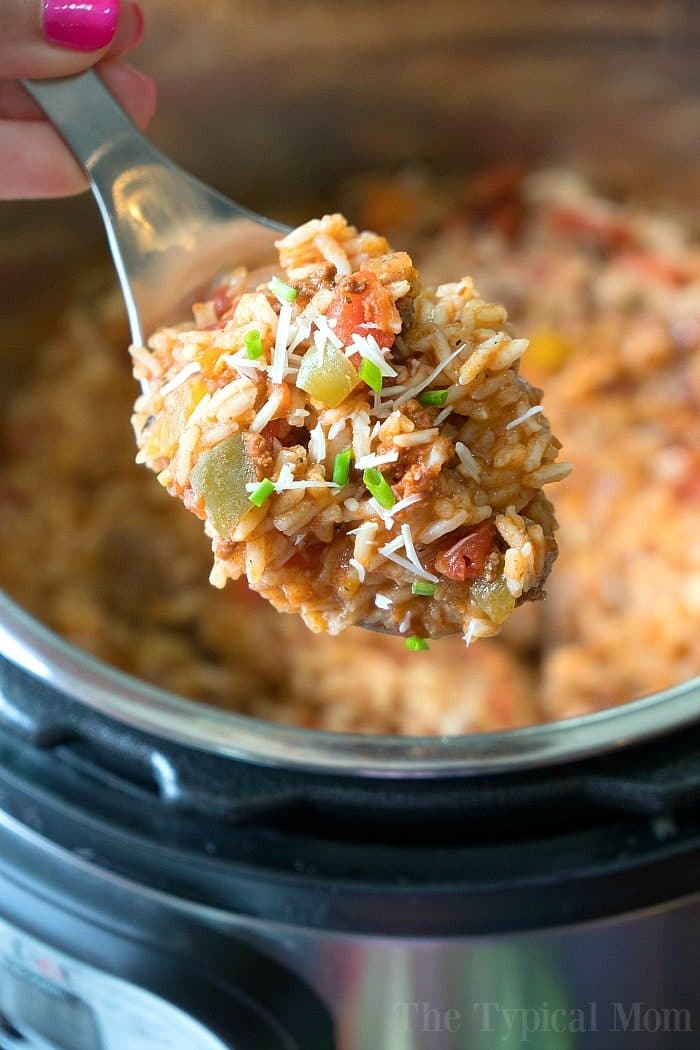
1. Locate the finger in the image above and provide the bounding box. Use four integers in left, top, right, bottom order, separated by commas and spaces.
0, 61, 157, 198
106, 2, 144, 57
0, 0, 144, 122
0, 80, 46, 121
0, 0, 144, 80
0, 56, 155, 121
99, 56, 156, 122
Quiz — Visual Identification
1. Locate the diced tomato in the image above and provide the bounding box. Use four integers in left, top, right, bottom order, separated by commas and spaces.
327, 271, 396, 349
211, 289, 239, 320
675, 472, 700, 502
466, 164, 523, 208
465, 164, 524, 239
550, 205, 632, 250
201, 290, 238, 331
213, 290, 232, 316
260, 419, 286, 444
618, 251, 689, 288
490, 201, 523, 240
434, 521, 498, 582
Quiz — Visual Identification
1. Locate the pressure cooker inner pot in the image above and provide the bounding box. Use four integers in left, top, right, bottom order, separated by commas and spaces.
1, 0, 699, 743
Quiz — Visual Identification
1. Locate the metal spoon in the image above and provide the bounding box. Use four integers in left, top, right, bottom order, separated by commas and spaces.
23, 70, 288, 349
23, 71, 403, 637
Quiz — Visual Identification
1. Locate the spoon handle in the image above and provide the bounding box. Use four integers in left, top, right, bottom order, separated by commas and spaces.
23, 71, 282, 344
23, 69, 158, 186
23, 70, 175, 342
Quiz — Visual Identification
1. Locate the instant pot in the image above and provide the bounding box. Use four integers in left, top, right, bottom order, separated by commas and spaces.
2, 2, 700, 1047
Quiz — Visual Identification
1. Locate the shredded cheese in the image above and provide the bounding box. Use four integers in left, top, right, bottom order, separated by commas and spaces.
367, 492, 425, 531
222, 352, 267, 384
308, 422, 326, 463
506, 404, 545, 430
288, 408, 309, 426
355, 450, 399, 470
351, 408, 372, 463
371, 393, 390, 419
369, 497, 396, 529
328, 420, 348, 441
463, 617, 495, 646
271, 302, 293, 384
314, 315, 343, 349
287, 322, 312, 353
391, 493, 426, 516
349, 558, 366, 582
394, 344, 465, 407
455, 441, 480, 481
245, 477, 337, 495
378, 527, 438, 583
349, 333, 398, 378
400, 523, 437, 581
352, 520, 379, 563
222, 351, 267, 371
313, 328, 329, 355
250, 383, 287, 434
187, 392, 212, 426
160, 362, 202, 398
393, 428, 439, 448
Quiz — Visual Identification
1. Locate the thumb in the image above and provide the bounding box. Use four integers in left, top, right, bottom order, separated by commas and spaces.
0, 0, 143, 79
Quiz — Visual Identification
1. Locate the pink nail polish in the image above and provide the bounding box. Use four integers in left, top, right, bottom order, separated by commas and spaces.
43, 0, 121, 52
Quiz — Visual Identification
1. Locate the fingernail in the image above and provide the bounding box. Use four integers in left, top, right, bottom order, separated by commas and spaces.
43, 0, 121, 52
111, 3, 144, 56
128, 3, 144, 49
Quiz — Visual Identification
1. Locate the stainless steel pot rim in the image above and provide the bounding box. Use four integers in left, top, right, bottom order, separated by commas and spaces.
1, 589, 698, 778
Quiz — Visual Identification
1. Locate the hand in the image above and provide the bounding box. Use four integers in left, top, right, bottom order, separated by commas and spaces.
0, 0, 157, 198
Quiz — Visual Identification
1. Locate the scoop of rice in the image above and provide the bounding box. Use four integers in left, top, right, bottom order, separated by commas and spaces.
131, 214, 569, 642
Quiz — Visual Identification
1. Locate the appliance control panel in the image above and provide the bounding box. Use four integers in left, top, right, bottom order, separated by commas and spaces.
0, 917, 230, 1050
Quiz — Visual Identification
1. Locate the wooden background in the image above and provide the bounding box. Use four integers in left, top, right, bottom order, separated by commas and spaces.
139, 0, 700, 205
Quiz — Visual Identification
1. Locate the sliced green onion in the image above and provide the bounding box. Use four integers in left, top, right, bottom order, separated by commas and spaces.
359, 357, 383, 393
418, 388, 449, 406
412, 580, 437, 597
244, 329, 264, 359
248, 478, 276, 507
269, 276, 297, 303
332, 448, 353, 487
363, 468, 396, 510
405, 636, 429, 651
